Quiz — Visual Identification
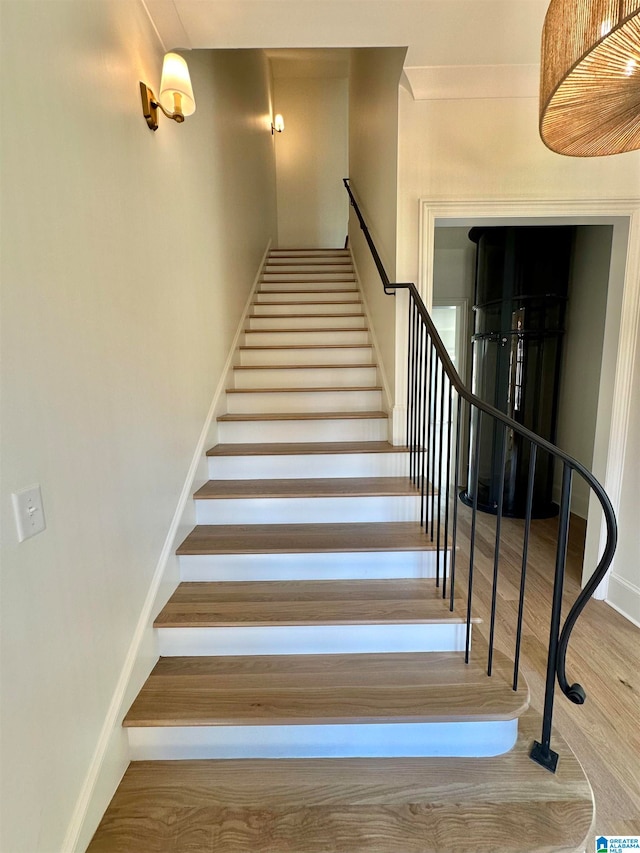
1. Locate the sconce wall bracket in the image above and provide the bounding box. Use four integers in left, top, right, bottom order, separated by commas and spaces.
140, 81, 186, 131
140, 82, 160, 131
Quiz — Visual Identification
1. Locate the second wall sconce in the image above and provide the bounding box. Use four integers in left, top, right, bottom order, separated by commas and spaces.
272, 114, 285, 134
140, 52, 196, 131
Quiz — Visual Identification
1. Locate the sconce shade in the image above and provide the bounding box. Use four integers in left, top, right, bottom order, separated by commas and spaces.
159, 52, 196, 117
273, 114, 285, 133
540, 0, 640, 156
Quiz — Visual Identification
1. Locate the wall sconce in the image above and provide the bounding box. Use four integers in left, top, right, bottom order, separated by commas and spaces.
140, 52, 196, 132
271, 114, 285, 134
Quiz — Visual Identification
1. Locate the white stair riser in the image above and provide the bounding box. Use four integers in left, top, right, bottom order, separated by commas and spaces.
180, 550, 447, 582
225, 389, 382, 415
194, 494, 420, 524
208, 452, 409, 479
156, 622, 466, 657
263, 272, 355, 282
244, 329, 369, 346
233, 366, 378, 389
218, 418, 389, 443
255, 291, 358, 303
248, 315, 366, 330
259, 281, 357, 292
128, 719, 517, 761
239, 347, 374, 367
252, 301, 362, 315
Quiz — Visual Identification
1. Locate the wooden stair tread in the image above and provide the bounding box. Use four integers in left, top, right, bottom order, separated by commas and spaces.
266, 262, 354, 267
249, 313, 365, 319
123, 646, 526, 727
177, 521, 439, 555
239, 343, 372, 350
244, 327, 367, 333
256, 288, 357, 295
218, 410, 387, 422
90, 710, 592, 853
252, 301, 363, 306
194, 477, 421, 500
206, 441, 405, 457
153, 579, 463, 628
225, 385, 383, 394
233, 363, 376, 370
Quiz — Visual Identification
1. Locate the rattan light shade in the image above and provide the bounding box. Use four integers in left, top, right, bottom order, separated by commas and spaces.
540, 0, 640, 156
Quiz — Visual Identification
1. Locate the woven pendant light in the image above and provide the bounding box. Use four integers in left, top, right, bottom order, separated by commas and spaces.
540, 0, 640, 156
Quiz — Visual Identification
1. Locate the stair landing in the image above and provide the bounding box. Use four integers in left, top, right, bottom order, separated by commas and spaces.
88, 710, 593, 853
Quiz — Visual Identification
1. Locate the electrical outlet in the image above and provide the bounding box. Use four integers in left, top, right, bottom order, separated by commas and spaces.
12, 485, 46, 542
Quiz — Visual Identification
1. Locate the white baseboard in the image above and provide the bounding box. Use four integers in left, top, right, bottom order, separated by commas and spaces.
606, 573, 640, 628
64, 240, 271, 853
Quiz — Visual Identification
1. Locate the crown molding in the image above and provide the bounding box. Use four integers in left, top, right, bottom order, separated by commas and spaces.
404, 64, 539, 101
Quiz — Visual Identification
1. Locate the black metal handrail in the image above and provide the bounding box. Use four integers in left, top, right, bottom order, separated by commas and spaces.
344, 177, 618, 772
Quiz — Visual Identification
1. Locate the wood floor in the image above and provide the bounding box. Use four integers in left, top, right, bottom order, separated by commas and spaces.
453, 505, 640, 851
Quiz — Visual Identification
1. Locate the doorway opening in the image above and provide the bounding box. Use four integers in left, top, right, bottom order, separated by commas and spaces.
420, 198, 640, 598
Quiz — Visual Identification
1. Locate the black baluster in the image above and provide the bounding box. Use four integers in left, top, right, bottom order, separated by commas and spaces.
531, 462, 572, 773
420, 335, 429, 528
443, 381, 453, 600
429, 348, 437, 543
466, 406, 482, 663
415, 319, 424, 490
406, 299, 413, 454
450, 395, 462, 613
409, 301, 418, 481
488, 424, 508, 676
436, 361, 445, 587
514, 444, 537, 690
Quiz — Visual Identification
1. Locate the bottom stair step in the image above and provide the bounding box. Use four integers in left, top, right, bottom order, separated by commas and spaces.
123, 646, 527, 760
89, 710, 593, 853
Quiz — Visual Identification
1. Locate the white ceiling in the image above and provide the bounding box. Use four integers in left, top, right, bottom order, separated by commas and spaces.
143, 0, 549, 99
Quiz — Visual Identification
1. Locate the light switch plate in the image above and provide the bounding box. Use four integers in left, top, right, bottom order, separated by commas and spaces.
12, 485, 46, 542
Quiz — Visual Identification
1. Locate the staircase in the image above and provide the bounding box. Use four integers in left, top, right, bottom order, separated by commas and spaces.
88, 249, 594, 852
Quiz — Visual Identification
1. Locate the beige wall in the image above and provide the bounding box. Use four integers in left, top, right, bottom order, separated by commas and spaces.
397, 93, 640, 284
398, 90, 640, 620
274, 75, 348, 247
0, 3, 277, 851
348, 47, 406, 408
609, 337, 640, 625
555, 226, 612, 518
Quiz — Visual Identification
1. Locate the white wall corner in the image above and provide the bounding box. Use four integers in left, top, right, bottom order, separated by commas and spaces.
350, 248, 394, 423
64, 239, 271, 853
140, 0, 192, 52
